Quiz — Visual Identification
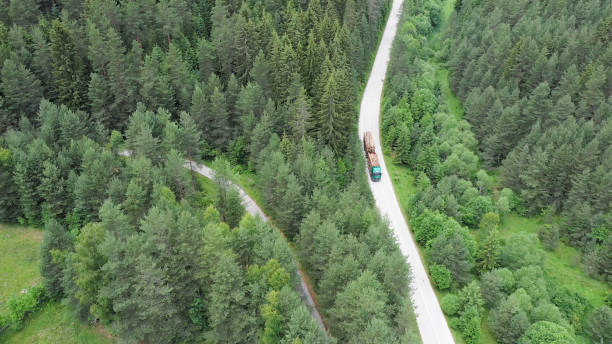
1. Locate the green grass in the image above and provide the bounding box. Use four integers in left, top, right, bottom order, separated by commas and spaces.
498, 214, 611, 308
0, 224, 114, 343
0, 224, 42, 312
383, 147, 417, 208
436, 68, 464, 120
0, 302, 114, 344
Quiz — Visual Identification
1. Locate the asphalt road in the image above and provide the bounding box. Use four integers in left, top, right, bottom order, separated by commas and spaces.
357, 0, 456, 342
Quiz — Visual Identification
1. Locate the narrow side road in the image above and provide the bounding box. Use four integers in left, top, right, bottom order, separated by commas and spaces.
186, 161, 327, 331
357, 0, 455, 343
119, 151, 325, 331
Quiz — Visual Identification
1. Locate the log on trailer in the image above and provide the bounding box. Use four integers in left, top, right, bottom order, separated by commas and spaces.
363, 131, 375, 153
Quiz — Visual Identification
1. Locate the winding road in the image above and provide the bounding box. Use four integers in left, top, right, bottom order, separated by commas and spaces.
358, 0, 456, 343
119, 151, 326, 330
185, 161, 326, 330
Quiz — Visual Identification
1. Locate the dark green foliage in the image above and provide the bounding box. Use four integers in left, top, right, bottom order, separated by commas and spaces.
538, 224, 560, 251
330, 270, 390, 343
480, 268, 515, 308
49, 20, 88, 110
0, 58, 43, 132
0, 146, 20, 221
427, 229, 473, 285
0, 0, 411, 341
40, 219, 72, 299
446, 0, 611, 252
585, 306, 612, 344
489, 289, 532, 344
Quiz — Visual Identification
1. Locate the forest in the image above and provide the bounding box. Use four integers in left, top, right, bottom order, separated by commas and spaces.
0, 0, 421, 343
383, 0, 610, 343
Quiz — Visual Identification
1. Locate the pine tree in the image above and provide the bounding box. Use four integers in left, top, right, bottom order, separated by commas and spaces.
71, 222, 109, 317
209, 87, 230, 148
0, 146, 20, 221
8, 0, 40, 27
330, 270, 388, 342
139, 48, 175, 113
312, 69, 353, 154
0, 58, 43, 131
478, 229, 500, 272
208, 253, 252, 343
210, 1, 235, 78
165, 43, 195, 112
277, 174, 305, 237
40, 219, 73, 299
49, 20, 88, 110
197, 37, 216, 82
13, 139, 53, 225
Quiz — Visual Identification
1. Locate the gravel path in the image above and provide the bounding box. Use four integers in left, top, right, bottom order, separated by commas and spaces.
185, 161, 326, 331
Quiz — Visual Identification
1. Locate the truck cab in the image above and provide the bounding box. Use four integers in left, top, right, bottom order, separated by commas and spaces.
370, 166, 382, 181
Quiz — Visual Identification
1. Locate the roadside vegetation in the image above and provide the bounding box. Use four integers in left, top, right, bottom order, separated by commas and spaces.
382, 0, 611, 343
0, 0, 424, 341
0, 225, 112, 343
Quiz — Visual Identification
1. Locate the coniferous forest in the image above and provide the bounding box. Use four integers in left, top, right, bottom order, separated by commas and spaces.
0, 0, 610, 343
382, 0, 610, 343
0, 0, 423, 343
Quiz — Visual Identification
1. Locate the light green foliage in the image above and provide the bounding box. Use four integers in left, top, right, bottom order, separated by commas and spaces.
498, 234, 545, 270
71, 223, 108, 317
441, 294, 461, 316
518, 321, 576, 344
5, 285, 48, 330
0, 225, 42, 311
430, 264, 452, 290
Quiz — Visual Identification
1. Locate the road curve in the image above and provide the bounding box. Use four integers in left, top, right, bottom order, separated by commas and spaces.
357, 0, 455, 343
119, 151, 325, 330
185, 161, 327, 331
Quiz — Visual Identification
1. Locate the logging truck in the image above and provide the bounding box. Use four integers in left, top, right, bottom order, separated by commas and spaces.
363, 131, 382, 182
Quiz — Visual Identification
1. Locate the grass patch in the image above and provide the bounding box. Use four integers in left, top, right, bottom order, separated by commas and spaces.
0, 224, 42, 312
383, 147, 417, 211
436, 68, 464, 120
0, 302, 114, 344
498, 214, 611, 308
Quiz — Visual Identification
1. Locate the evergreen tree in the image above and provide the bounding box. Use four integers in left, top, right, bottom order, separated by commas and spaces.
0, 146, 20, 221
0, 58, 43, 131
40, 219, 72, 299
49, 20, 88, 110
330, 270, 388, 342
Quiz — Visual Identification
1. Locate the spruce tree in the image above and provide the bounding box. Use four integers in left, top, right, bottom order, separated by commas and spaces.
40, 219, 72, 299
0, 58, 43, 131
49, 20, 88, 110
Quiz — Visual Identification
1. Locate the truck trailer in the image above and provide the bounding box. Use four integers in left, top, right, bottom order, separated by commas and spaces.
363, 131, 382, 181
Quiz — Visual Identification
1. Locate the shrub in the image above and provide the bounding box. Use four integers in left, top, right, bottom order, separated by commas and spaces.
585, 306, 612, 344
412, 210, 449, 246
441, 294, 461, 316
538, 224, 559, 251
462, 316, 481, 344
6, 285, 48, 329
430, 264, 452, 290
518, 321, 576, 344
